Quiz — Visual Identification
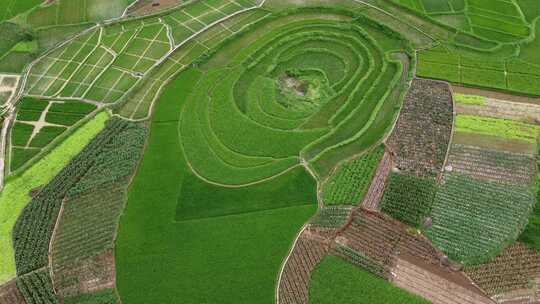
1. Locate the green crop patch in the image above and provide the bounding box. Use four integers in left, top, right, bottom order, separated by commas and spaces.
0, 113, 107, 284
29, 126, 67, 148
380, 172, 437, 228
176, 166, 316, 221
322, 145, 384, 205
455, 115, 540, 143
10, 100, 99, 172
454, 93, 486, 105
426, 173, 535, 265
10, 147, 40, 172
309, 255, 430, 303
11, 122, 34, 147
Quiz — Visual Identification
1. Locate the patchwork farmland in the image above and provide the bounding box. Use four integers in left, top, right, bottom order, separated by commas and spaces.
0, 0, 539, 304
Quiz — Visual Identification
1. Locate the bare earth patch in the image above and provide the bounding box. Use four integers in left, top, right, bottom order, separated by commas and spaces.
52, 250, 116, 299
0, 279, 26, 304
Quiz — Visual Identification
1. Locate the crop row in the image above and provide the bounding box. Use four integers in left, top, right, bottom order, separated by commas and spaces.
426, 173, 535, 265
417, 48, 540, 96
362, 151, 393, 210
342, 210, 442, 269
386, 78, 453, 177
465, 242, 540, 296
310, 206, 352, 228
322, 145, 384, 205
12, 118, 146, 276
278, 230, 329, 304
63, 288, 119, 304
380, 172, 438, 228
448, 144, 536, 185
455, 114, 540, 143
331, 244, 390, 278
17, 268, 58, 304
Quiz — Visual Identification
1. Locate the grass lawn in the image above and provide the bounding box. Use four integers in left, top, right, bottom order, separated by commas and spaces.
309, 255, 431, 303
0, 112, 108, 284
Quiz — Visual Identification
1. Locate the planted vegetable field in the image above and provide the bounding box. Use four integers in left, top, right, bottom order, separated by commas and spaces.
426, 173, 535, 265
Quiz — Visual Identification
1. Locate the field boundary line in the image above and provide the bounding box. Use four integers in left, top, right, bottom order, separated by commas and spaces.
351, 0, 437, 43
47, 200, 65, 295
124, 2, 266, 121
275, 224, 309, 304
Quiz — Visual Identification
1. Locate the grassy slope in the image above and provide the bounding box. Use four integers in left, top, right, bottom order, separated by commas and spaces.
0, 112, 108, 284
309, 255, 430, 304
116, 69, 316, 304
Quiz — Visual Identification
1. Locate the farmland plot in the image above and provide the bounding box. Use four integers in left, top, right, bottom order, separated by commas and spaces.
321, 145, 384, 206
0, 279, 25, 304
12, 117, 142, 280
386, 78, 453, 178
285, 207, 493, 304
465, 242, 540, 300
447, 144, 536, 185
309, 255, 431, 304
115, 7, 414, 303
455, 94, 540, 124
426, 173, 535, 265
379, 172, 438, 228
9, 97, 98, 173
49, 120, 145, 299
23, 0, 259, 119
17, 268, 58, 304
26, 0, 135, 28
278, 227, 331, 304
0, 113, 108, 285
4, 0, 540, 301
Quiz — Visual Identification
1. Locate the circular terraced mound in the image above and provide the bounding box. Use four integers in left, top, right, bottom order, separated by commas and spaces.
180, 9, 412, 185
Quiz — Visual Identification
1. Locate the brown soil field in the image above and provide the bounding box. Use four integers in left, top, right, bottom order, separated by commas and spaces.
392, 254, 495, 304
52, 250, 115, 298
278, 227, 334, 304
0, 279, 26, 304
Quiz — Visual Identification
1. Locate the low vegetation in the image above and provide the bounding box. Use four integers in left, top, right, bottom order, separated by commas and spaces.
322, 145, 384, 205
0, 112, 107, 284
308, 255, 430, 304
380, 172, 437, 228
426, 173, 535, 265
